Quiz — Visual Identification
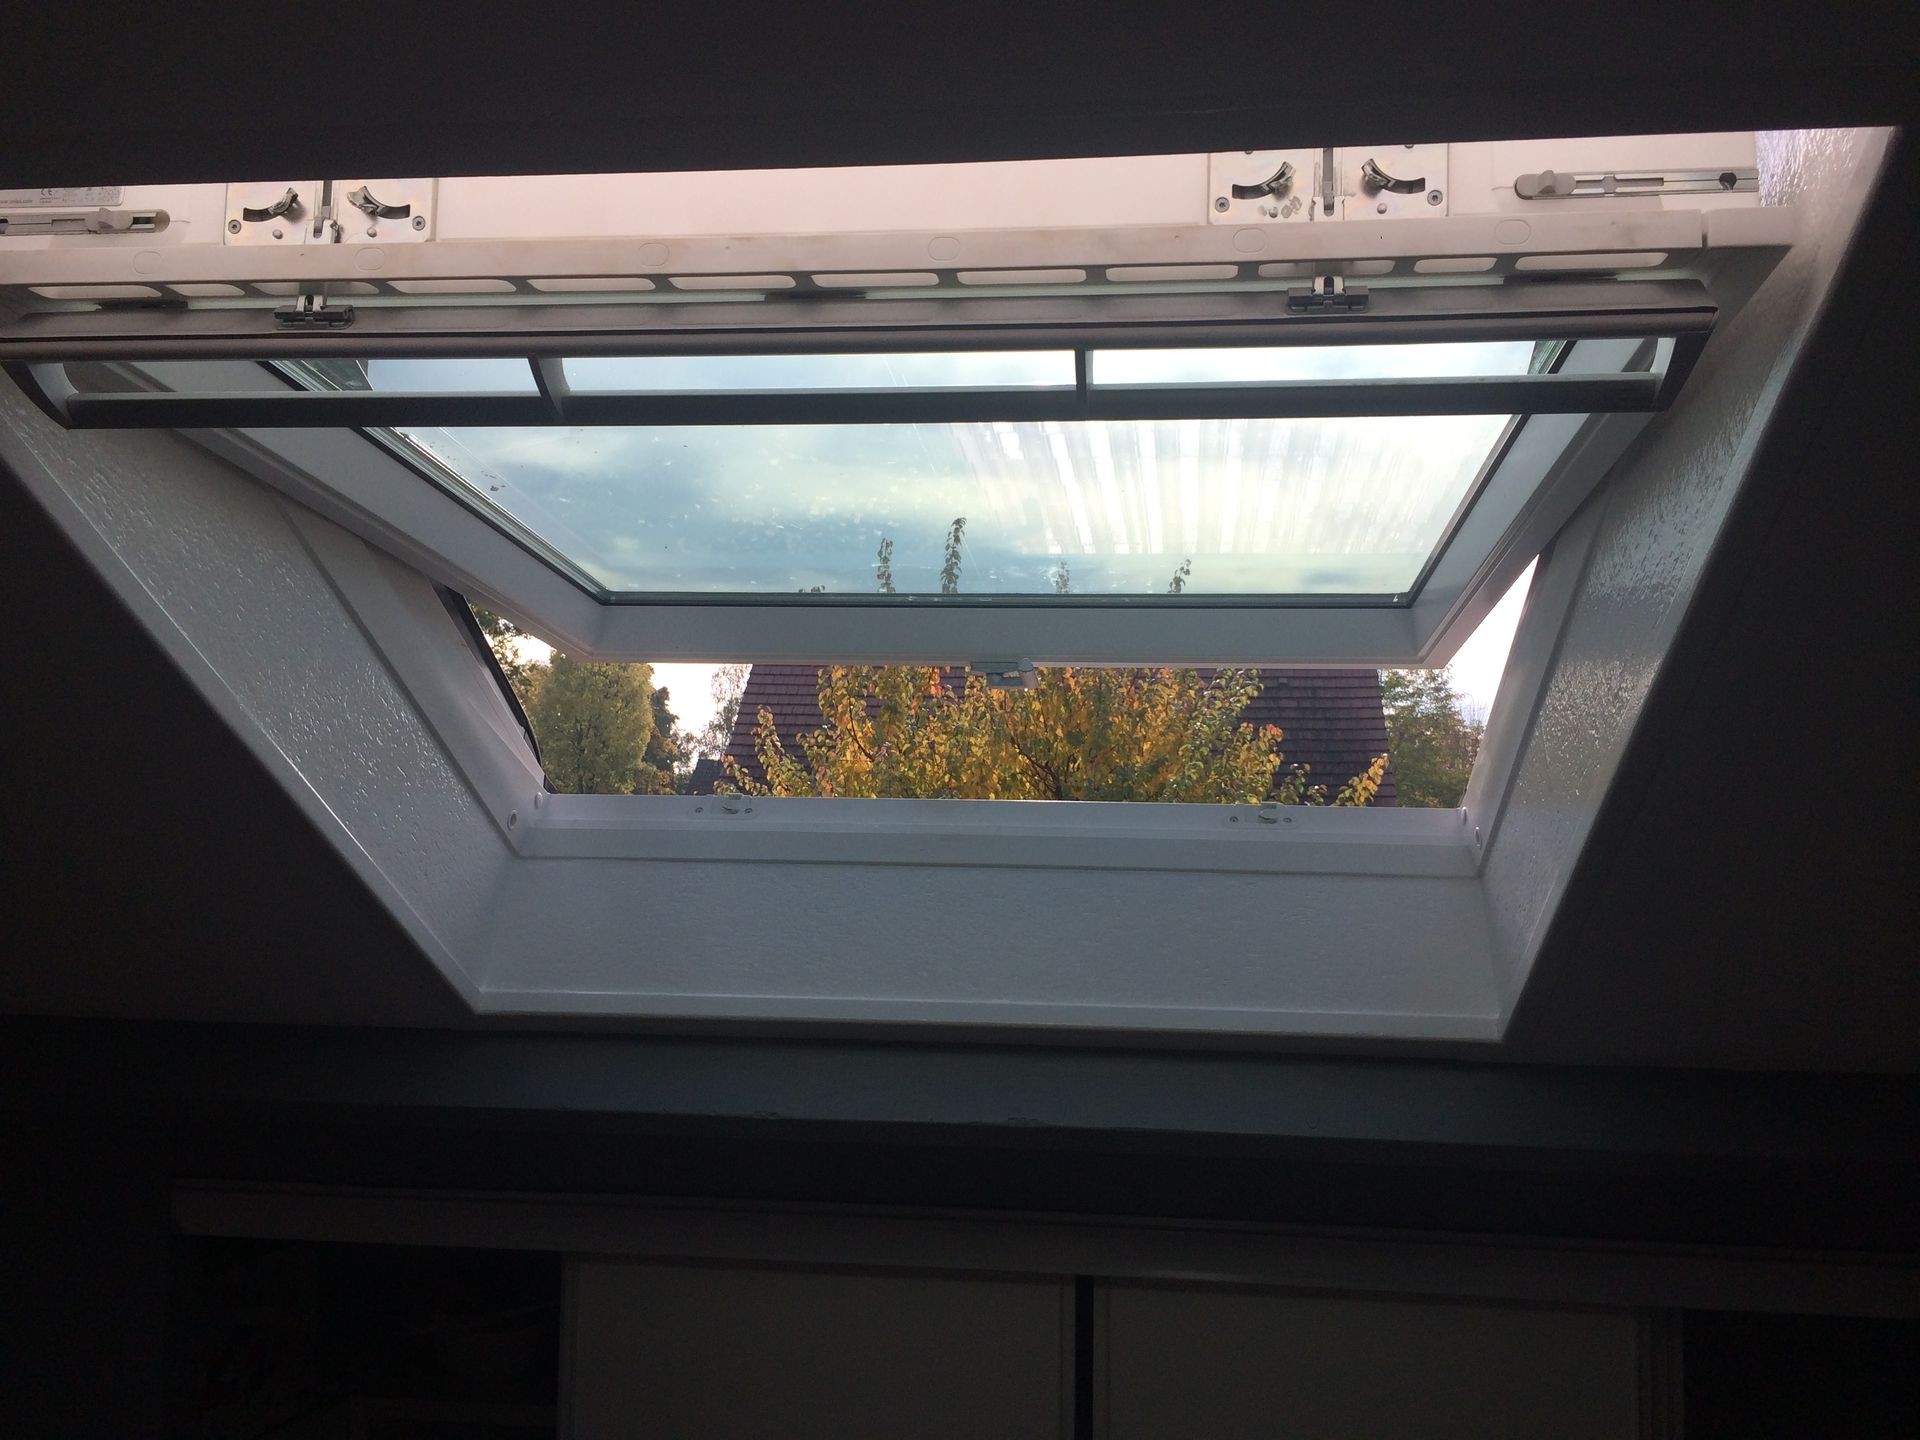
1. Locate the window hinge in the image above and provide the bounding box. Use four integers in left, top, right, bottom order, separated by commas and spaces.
1287, 276, 1369, 313
274, 293, 354, 329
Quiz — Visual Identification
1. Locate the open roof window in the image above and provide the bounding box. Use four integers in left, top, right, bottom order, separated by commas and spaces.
0, 128, 1769, 674
3, 127, 1856, 1035
6, 278, 1709, 667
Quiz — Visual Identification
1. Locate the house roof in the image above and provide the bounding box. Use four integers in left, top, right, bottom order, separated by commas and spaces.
700, 665, 1397, 804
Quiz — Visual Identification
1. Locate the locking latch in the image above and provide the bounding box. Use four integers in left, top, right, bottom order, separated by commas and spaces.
274, 293, 354, 329
1287, 276, 1369, 313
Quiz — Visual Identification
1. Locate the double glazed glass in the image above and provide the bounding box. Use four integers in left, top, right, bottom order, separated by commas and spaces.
348, 342, 1539, 599
398, 412, 1512, 598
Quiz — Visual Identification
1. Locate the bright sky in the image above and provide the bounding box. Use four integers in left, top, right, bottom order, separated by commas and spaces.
1446, 559, 1534, 725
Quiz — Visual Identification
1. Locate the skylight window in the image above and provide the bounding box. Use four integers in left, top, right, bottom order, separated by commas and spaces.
15, 308, 1684, 665
393, 411, 1513, 599
2, 124, 1835, 1035
3, 178, 1724, 673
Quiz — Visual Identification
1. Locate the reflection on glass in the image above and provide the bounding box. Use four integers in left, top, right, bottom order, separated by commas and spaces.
396, 413, 1511, 598
291, 358, 539, 394
1089, 341, 1539, 386
564, 351, 1077, 392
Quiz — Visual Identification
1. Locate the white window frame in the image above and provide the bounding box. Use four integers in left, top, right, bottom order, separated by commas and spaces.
37, 317, 1662, 669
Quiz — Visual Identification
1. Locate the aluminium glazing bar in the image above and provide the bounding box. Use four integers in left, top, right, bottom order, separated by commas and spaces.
0, 281, 1717, 361
44, 370, 1666, 429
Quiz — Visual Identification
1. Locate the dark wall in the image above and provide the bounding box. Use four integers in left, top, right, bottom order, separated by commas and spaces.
2, 1120, 172, 1436
1685, 1312, 1920, 1439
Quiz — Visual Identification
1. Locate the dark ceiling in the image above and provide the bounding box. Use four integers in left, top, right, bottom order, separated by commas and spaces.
1, 3, 1914, 1072
3, 2, 1916, 186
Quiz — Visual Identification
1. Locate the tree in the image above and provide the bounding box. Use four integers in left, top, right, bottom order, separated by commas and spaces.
677, 664, 750, 768
636, 686, 683, 794
525, 653, 667, 795
734, 664, 1386, 804
726, 525, 1385, 804
472, 606, 544, 704
469, 606, 683, 793
1380, 668, 1482, 808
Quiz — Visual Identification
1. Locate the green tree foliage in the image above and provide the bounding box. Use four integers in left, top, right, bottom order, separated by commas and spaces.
636, 686, 682, 794
526, 654, 666, 795
472, 607, 544, 702
726, 524, 1385, 805
1380, 668, 1483, 808
471, 607, 681, 794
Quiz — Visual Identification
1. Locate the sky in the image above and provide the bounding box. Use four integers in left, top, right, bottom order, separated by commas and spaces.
448, 342, 1540, 741
371, 346, 1532, 601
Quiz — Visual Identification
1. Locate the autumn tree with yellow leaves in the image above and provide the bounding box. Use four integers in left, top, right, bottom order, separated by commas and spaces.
727, 522, 1387, 805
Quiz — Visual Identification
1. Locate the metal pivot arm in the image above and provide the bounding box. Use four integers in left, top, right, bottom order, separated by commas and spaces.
346, 185, 412, 220
1360, 159, 1426, 195
240, 187, 301, 223
1231, 162, 1297, 200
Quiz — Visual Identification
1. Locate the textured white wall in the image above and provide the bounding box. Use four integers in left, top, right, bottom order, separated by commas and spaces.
1477, 129, 1893, 1005
0, 381, 514, 997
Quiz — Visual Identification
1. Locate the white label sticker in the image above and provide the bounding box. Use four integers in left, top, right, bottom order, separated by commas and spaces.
0, 186, 125, 206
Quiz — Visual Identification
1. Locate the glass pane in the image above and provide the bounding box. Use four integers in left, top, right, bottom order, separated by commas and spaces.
287, 358, 538, 393
1090, 340, 1539, 386
564, 351, 1076, 392
395, 413, 1510, 597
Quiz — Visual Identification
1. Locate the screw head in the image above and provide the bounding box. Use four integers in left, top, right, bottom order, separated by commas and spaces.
1376, 201, 1388, 214
1427, 189, 1443, 205
410, 214, 427, 231
366, 224, 378, 237
1213, 196, 1230, 212
271, 227, 283, 239
226, 217, 242, 234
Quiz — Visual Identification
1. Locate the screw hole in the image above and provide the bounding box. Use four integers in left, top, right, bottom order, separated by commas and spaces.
507, 810, 518, 829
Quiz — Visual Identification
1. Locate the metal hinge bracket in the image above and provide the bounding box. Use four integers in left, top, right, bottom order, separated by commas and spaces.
1287, 276, 1369, 313
274, 294, 354, 329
